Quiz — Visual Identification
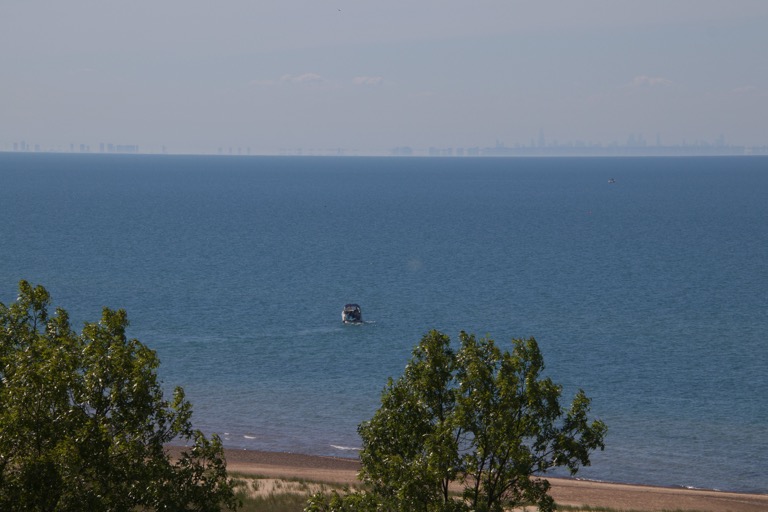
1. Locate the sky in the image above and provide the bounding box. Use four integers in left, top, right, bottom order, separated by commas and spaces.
2, 1, 767, 154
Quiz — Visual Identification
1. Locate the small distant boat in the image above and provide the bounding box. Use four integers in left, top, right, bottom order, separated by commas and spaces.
342, 303, 363, 324
608, 178, 616, 184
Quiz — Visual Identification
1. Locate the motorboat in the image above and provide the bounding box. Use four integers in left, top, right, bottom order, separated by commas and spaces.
342, 304, 362, 324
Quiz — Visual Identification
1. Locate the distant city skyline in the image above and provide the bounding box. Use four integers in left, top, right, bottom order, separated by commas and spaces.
3, 130, 766, 158
3, 1, 767, 154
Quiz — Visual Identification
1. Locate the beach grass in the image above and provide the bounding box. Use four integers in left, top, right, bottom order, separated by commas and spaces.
229, 474, 715, 512
237, 492, 312, 512
231, 474, 356, 512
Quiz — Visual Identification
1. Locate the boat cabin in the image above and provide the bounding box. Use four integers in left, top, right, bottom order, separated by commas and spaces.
342, 303, 362, 324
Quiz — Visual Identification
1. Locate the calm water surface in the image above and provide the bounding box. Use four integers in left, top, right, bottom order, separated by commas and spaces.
1, 153, 766, 493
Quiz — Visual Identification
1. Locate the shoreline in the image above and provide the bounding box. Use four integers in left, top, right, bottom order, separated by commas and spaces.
187, 448, 768, 512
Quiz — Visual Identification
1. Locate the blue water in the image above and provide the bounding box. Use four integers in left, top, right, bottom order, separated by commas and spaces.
1, 153, 766, 493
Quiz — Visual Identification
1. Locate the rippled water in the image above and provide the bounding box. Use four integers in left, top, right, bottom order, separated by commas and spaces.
1, 153, 766, 493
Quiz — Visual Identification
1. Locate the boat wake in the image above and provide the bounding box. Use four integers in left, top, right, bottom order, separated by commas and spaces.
330, 444, 361, 452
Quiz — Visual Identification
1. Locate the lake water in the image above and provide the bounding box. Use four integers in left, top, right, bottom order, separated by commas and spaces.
1, 153, 766, 493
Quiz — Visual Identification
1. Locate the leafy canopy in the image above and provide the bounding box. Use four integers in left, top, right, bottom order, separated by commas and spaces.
0, 281, 238, 511
309, 330, 607, 512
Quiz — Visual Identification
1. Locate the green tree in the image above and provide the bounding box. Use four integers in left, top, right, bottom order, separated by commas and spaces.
308, 330, 607, 512
451, 332, 605, 512
357, 330, 461, 511
0, 281, 239, 511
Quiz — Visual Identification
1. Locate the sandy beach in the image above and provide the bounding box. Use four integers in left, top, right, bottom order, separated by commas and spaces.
213, 448, 768, 512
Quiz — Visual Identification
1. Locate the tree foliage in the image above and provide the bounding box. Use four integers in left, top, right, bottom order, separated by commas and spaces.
309, 330, 607, 512
0, 281, 238, 511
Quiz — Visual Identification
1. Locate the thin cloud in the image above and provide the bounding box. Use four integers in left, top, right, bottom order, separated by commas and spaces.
280, 73, 324, 84
353, 76, 383, 86
629, 75, 674, 87
250, 73, 325, 87
732, 85, 757, 94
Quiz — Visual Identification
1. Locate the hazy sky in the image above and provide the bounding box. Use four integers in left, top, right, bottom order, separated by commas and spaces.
3, 1, 767, 153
